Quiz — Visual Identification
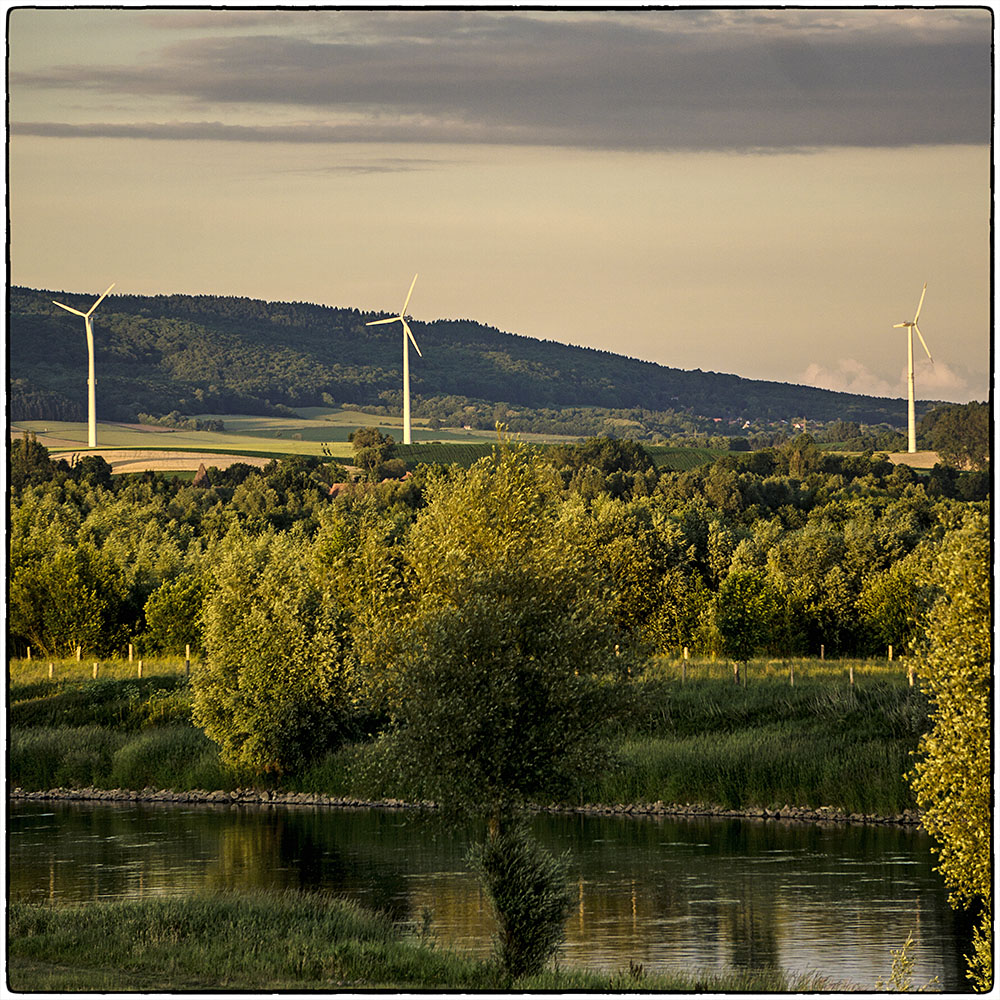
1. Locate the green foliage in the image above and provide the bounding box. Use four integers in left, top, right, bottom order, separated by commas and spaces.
9, 432, 59, 491
715, 569, 780, 664
908, 512, 992, 990
9, 727, 127, 790
857, 561, 921, 653
469, 827, 574, 980
874, 931, 940, 992
193, 528, 358, 776
142, 574, 206, 653
9, 542, 131, 657
350, 425, 403, 480
919, 401, 990, 471
364, 441, 630, 818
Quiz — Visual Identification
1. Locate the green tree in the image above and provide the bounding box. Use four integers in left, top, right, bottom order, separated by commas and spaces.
362, 441, 626, 977
8, 543, 130, 657
192, 528, 357, 776
714, 568, 780, 678
368, 441, 628, 818
908, 513, 991, 990
9, 432, 59, 491
350, 426, 404, 481
857, 560, 921, 655
920, 401, 990, 471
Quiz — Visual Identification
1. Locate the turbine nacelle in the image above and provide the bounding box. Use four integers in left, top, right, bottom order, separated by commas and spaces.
53, 282, 116, 320
893, 282, 933, 363
365, 273, 423, 355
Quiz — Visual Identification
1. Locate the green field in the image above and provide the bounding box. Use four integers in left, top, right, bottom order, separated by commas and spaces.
12, 414, 725, 472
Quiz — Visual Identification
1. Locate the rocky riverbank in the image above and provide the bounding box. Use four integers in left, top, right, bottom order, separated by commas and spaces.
8, 785, 923, 826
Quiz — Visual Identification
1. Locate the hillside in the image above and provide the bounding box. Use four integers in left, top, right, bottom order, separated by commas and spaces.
9, 286, 926, 427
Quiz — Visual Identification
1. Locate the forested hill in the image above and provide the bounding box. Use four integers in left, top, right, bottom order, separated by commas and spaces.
9, 285, 922, 426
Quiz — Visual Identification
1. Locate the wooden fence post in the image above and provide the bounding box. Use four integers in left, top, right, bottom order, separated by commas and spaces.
128, 643, 134, 663
789, 661, 794, 687
820, 644, 825, 661
76, 646, 81, 662
92, 662, 99, 680
185, 644, 191, 678
26, 647, 31, 662
908, 663, 914, 687
138, 660, 143, 679
888, 644, 893, 662
849, 664, 854, 687
48, 663, 54, 679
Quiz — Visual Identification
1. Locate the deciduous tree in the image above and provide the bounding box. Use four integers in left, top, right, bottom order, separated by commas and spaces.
909, 513, 991, 990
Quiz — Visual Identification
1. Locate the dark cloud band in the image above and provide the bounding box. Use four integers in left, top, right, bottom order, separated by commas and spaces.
10, 10, 991, 151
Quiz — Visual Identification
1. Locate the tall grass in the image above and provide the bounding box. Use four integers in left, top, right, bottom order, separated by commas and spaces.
7, 892, 846, 992
9, 655, 927, 815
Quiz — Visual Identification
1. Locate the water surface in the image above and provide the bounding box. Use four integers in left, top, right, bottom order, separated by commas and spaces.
8, 800, 967, 989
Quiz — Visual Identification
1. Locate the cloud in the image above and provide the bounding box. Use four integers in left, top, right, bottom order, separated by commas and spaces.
800, 357, 972, 403
10, 9, 991, 151
800, 359, 898, 399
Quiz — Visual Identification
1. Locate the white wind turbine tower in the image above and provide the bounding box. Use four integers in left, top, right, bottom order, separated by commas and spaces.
52, 283, 115, 448
366, 274, 423, 445
892, 282, 933, 454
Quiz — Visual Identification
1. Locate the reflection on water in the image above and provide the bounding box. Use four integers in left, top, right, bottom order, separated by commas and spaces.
8, 801, 967, 989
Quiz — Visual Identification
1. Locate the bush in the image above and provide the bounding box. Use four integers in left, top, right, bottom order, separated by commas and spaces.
469, 827, 574, 980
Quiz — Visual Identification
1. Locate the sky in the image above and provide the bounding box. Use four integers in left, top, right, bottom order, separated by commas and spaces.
7, 6, 993, 405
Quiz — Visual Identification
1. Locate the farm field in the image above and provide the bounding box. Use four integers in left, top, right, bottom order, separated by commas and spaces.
11, 414, 726, 473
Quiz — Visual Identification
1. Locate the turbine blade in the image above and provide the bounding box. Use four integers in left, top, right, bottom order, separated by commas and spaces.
913, 282, 927, 323
87, 282, 116, 315
401, 273, 418, 316
892, 322, 908, 329
53, 300, 87, 317
366, 316, 402, 327
914, 324, 933, 362
403, 319, 422, 357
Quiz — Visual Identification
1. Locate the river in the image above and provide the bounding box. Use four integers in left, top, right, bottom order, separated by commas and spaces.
7, 799, 969, 990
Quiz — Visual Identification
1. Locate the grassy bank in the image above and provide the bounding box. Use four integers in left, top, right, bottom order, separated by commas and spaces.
7, 891, 842, 991
8, 655, 926, 816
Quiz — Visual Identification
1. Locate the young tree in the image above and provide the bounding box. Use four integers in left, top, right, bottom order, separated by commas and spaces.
368, 441, 628, 818
714, 568, 780, 681
908, 513, 992, 991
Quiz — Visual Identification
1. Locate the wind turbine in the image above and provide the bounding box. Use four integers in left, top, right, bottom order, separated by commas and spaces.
366, 274, 423, 445
52, 283, 115, 448
893, 282, 933, 454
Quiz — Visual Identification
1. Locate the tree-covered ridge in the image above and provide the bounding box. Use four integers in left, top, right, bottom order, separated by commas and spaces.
10, 285, 938, 427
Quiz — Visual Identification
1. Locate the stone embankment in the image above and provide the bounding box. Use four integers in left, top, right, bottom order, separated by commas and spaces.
8, 786, 922, 826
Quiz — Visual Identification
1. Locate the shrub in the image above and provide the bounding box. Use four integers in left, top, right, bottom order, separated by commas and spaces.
469, 827, 574, 980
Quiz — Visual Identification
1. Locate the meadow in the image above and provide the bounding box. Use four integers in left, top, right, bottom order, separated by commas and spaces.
8, 654, 925, 817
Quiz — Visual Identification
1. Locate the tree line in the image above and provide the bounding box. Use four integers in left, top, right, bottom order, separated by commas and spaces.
10, 430, 987, 670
